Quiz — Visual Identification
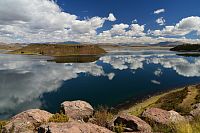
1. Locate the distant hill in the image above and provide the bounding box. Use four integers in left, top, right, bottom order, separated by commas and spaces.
150, 41, 183, 47
29, 41, 80, 45
8, 44, 106, 56
0, 43, 23, 50
170, 44, 200, 52
54, 41, 80, 44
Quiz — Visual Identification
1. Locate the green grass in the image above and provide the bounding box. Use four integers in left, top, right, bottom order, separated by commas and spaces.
127, 88, 185, 116
155, 88, 188, 113
190, 118, 200, 133
48, 113, 69, 123
194, 85, 200, 103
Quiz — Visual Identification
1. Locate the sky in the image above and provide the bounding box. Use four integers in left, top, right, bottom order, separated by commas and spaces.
0, 0, 200, 44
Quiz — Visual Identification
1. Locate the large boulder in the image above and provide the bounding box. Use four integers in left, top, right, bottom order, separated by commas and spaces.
3, 109, 52, 133
61, 100, 94, 120
113, 114, 152, 132
38, 121, 113, 133
142, 108, 170, 125
169, 110, 186, 124
142, 108, 187, 126
190, 103, 200, 117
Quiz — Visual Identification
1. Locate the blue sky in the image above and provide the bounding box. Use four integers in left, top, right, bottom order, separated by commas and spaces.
0, 0, 200, 44
57, 0, 200, 30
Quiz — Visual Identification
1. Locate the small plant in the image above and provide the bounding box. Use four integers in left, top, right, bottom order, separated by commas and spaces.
0, 120, 7, 132
49, 113, 69, 123
113, 123, 125, 133
155, 88, 188, 112
190, 117, 200, 132
195, 88, 200, 103
93, 106, 114, 128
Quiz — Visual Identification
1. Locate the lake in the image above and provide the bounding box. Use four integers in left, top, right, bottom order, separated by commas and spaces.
1, 50, 200, 119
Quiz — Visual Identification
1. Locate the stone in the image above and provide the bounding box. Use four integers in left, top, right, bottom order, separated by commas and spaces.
61, 100, 94, 120
142, 108, 187, 126
190, 103, 200, 117
114, 113, 152, 132
3, 109, 52, 133
38, 121, 113, 133
142, 108, 171, 125
169, 110, 186, 124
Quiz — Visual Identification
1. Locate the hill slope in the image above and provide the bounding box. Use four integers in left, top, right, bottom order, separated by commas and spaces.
8, 44, 106, 56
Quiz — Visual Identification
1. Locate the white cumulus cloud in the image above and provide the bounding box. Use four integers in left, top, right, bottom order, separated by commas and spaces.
150, 16, 200, 37
156, 17, 166, 26
0, 1, 200, 44
107, 13, 116, 21
154, 9, 165, 14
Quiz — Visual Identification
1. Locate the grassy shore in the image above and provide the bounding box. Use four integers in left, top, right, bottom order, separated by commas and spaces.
119, 84, 200, 133
123, 84, 200, 116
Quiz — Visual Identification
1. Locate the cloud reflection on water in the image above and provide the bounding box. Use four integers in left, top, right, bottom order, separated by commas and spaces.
0, 51, 200, 118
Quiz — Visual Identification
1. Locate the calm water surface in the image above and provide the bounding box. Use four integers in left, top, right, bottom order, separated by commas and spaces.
1, 50, 200, 119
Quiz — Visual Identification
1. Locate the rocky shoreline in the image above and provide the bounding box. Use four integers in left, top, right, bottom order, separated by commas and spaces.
1, 84, 200, 133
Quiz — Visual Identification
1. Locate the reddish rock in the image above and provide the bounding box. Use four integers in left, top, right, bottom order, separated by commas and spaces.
114, 113, 152, 132
142, 108, 187, 126
142, 108, 171, 125
61, 100, 94, 120
3, 109, 52, 133
38, 121, 113, 133
169, 110, 186, 124
190, 103, 200, 117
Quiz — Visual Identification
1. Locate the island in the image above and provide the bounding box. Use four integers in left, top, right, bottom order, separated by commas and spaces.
170, 44, 200, 52
7, 44, 106, 56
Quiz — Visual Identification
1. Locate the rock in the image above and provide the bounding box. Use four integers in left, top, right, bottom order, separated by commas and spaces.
192, 103, 200, 108
168, 110, 186, 124
142, 108, 187, 126
113, 113, 152, 132
3, 109, 52, 133
142, 108, 171, 125
61, 100, 94, 120
38, 121, 113, 133
190, 103, 200, 117
184, 115, 194, 122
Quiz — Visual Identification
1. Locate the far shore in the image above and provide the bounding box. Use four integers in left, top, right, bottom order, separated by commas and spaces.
0, 43, 173, 55
99, 45, 173, 52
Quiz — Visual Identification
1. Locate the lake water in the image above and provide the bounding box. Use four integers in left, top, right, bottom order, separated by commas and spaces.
1, 50, 200, 119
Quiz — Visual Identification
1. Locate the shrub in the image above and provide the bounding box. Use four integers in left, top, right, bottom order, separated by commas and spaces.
93, 106, 114, 128
144, 118, 172, 133
113, 123, 125, 133
49, 113, 69, 123
155, 88, 188, 112
195, 87, 200, 103
0, 120, 7, 132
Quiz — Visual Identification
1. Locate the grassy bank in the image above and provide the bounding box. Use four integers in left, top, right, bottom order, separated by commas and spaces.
122, 84, 200, 133
125, 85, 200, 116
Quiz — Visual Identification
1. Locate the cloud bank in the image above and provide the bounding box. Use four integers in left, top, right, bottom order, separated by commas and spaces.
0, 0, 200, 44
